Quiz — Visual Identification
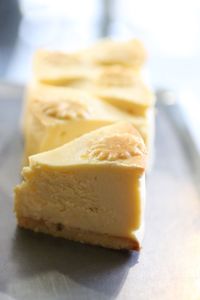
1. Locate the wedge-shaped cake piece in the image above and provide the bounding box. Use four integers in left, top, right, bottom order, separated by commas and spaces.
33, 56, 155, 118
92, 66, 155, 116
33, 50, 92, 86
33, 59, 154, 117
87, 39, 147, 69
15, 122, 147, 250
33, 39, 147, 87
24, 84, 149, 163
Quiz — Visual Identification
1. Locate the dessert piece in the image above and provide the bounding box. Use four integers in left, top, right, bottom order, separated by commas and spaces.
33, 50, 92, 86
33, 39, 147, 87
33, 50, 154, 117
87, 39, 147, 69
23, 39, 155, 169
15, 122, 147, 250
23, 84, 150, 163
92, 65, 155, 116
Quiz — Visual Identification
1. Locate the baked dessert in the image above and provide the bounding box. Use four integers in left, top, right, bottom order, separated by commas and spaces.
15, 122, 147, 250
33, 50, 92, 86
14, 39, 155, 250
23, 84, 150, 164
86, 38, 147, 69
33, 39, 146, 86
33, 49, 154, 118
92, 65, 155, 116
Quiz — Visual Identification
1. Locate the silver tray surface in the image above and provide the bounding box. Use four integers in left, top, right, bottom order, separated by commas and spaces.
0, 83, 200, 300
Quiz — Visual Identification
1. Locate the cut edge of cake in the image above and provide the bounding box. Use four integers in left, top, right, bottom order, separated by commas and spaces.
17, 216, 142, 250
15, 122, 147, 251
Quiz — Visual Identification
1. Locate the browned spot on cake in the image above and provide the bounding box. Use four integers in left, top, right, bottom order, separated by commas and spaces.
83, 133, 146, 161
35, 100, 91, 120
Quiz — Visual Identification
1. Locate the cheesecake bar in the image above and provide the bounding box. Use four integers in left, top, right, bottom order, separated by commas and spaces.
33, 49, 94, 86
33, 49, 154, 117
23, 84, 151, 163
32, 49, 154, 141
15, 122, 147, 250
91, 65, 155, 116
33, 39, 146, 86
84, 38, 147, 69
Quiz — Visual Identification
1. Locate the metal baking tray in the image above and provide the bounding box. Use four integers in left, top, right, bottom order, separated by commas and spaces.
0, 83, 199, 300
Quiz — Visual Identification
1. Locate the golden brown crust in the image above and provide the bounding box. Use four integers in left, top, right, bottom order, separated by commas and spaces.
17, 216, 140, 251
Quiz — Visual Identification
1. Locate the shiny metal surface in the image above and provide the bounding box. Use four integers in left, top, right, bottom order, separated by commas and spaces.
156, 89, 200, 195
0, 83, 200, 300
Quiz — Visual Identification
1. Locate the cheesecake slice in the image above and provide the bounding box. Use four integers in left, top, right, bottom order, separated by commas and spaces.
92, 65, 155, 116
33, 50, 154, 117
33, 50, 92, 86
15, 122, 147, 250
33, 39, 146, 86
23, 84, 150, 163
87, 39, 147, 69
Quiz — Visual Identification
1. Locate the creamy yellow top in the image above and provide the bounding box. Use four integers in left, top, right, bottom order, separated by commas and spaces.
92, 66, 155, 113
34, 50, 93, 84
28, 84, 148, 127
86, 39, 147, 67
29, 122, 147, 170
32, 40, 154, 113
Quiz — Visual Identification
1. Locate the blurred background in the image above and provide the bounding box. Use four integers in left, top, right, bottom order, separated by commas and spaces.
0, 0, 199, 157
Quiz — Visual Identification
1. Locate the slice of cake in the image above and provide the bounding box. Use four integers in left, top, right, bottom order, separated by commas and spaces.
15, 122, 147, 250
33, 50, 92, 86
23, 84, 150, 163
33, 39, 146, 87
33, 50, 154, 117
92, 65, 155, 116
87, 39, 147, 69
